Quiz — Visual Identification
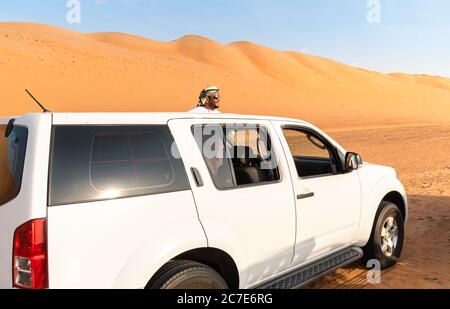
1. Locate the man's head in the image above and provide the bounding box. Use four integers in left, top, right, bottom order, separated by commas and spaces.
198, 86, 221, 110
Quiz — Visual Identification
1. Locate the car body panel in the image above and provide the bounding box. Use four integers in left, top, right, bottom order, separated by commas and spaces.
0, 113, 52, 289
354, 164, 408, 247
272, 120, 362, 263
47, 190, 205, 288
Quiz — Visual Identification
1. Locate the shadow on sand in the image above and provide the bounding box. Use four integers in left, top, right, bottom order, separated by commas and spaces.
305, 194, 450, 289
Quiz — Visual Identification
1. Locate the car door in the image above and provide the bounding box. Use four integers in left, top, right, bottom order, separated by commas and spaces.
168, 118, 296, 286
273, 121, 362, 264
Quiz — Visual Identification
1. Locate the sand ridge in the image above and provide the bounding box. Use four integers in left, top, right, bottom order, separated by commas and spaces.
1, 22, 450, 129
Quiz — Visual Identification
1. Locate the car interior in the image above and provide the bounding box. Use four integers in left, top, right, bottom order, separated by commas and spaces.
293, 156, 334, 177
284, 130, 338, 178
230, 146, 279, 185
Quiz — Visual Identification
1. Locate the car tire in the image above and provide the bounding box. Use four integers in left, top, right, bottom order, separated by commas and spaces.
362, 201, 404, 270
147, 260, 228, 289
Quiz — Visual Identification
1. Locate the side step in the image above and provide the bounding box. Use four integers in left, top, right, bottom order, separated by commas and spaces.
258, 247, 364, 289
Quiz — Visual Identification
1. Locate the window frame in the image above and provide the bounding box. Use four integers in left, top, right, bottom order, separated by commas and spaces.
47, 124, 191, 207
281, 125, 345, 180
191, 123, 283, 191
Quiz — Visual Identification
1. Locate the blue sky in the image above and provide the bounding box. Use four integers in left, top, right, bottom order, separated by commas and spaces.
1, 0, 450, 77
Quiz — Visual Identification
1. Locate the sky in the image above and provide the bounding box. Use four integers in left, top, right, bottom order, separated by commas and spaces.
1, 0, 449, 77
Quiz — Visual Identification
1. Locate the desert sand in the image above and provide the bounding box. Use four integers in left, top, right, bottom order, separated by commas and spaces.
0, 22, 449, 288
309, 125, 450, 288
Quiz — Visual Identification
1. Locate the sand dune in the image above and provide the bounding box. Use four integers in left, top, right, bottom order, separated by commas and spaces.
1, 22, 450, 129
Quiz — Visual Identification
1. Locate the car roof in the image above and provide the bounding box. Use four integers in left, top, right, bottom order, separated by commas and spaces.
1, 112, 310, 126
0, 112, 347, 154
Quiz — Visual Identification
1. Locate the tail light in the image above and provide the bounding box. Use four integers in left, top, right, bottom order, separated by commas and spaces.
13, 218, 48, 289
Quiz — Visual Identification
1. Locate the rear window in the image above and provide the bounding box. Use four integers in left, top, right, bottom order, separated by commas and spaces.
0, 125, 28, 206
49, 125, 189, 206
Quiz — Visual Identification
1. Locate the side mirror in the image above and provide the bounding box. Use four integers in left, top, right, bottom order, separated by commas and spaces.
345, 152, 363, 171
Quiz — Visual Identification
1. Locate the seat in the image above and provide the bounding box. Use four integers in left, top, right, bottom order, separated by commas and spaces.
232, 146, 261, 185
234, 166, 260, 185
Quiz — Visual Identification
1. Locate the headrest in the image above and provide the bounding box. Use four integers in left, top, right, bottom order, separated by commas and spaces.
233, 146, 257, 165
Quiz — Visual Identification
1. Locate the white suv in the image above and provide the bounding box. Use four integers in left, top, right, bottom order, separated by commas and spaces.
0, 112, 407, 289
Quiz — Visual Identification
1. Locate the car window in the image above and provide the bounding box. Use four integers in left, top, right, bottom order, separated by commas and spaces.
283, 128, 337, 178
192, 124, 280, 189
49, 125, 189, 206
192, 124, 235, 189
0, 125, 28, 206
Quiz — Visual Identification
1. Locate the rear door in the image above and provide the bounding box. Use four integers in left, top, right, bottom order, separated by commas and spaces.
0, 114, 52, 288
168, 118, 296, 286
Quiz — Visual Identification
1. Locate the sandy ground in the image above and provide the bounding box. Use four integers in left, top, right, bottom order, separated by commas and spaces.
308, 125, 450, 288
0, 23, 449, 288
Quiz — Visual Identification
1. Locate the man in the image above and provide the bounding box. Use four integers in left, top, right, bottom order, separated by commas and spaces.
188, 86, 221, 113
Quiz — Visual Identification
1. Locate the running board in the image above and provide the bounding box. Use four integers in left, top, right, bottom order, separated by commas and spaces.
257, 247, 363, 289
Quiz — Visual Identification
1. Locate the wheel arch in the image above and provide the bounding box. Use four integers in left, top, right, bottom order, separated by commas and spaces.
111, 220, 208, 288
382, 191, 407, 223
355, 176, 408, 247
146, 247, 240, 289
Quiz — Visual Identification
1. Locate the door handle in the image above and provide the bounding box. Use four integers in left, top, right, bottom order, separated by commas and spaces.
191, 168, 204, 187
297, 192, 315, 200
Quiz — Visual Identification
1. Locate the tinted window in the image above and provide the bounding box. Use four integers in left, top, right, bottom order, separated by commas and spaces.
283, 128, 337, 177
193, 124, 280, 189
0, 125, 28, 206
49, 126, 189, 206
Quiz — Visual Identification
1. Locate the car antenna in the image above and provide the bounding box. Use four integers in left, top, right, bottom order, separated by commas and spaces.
25, 89, 52, 113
